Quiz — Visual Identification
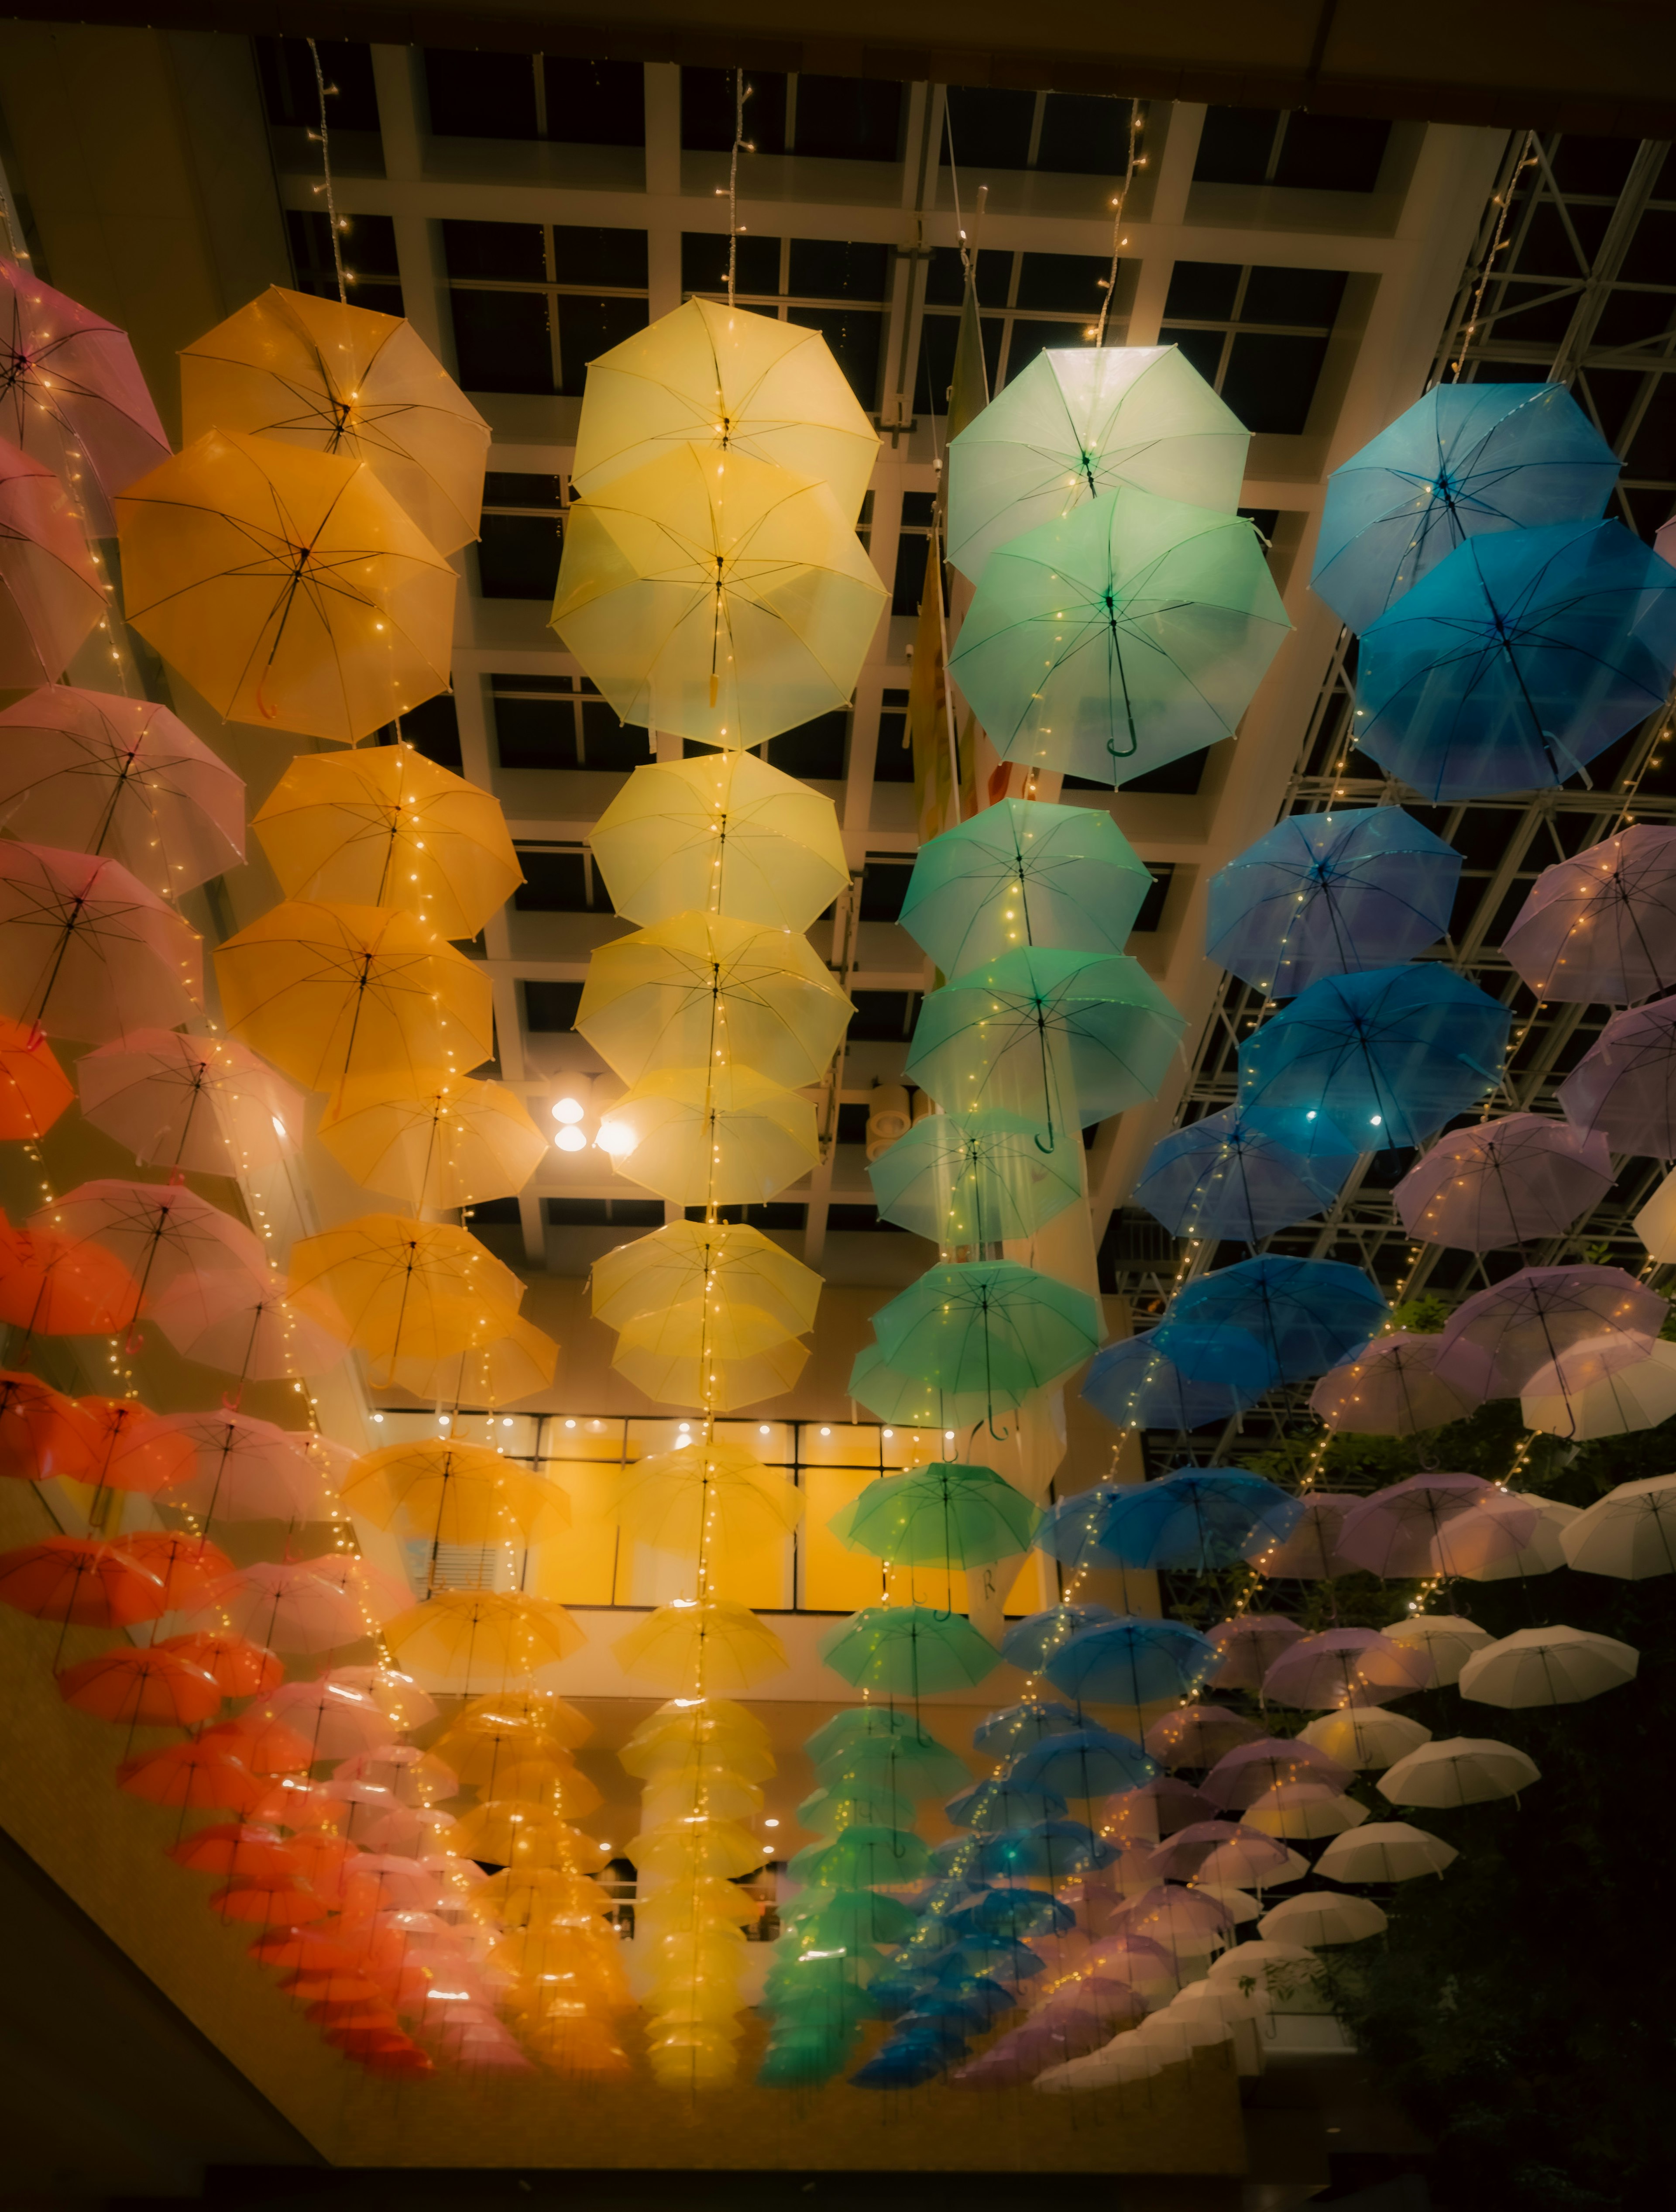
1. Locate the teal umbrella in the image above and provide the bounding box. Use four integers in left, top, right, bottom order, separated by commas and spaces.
789, 1826, 931, 1887
831, 1459, 1039, 1569
906, 947, 1185, 1146
869, 1261, 1103, 1420
821, 1732, 973, 1801
847, 1341, 993, 1431
819, 1603, 1001, 1698
900, 796, 1154, 975
794, 1888, 920, 1946
804, 1705, 957, 1768
868, 1107, 1083, 1247
944, 1775, 1068, 1831
946, 344, 1250, 584
796, 1783, 918, 1835
948, 485, 1291, 789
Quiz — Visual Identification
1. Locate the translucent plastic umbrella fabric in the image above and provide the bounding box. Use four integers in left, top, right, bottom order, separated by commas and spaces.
591, 1217, 820, 1338
1436, 1264, 1663, 1398
345, 1438, 569, 1548
833, 1460, 1037, 1568
38, 1177, 265, 1312
611, 1299, 808, 1411
76, 1031, 302, 1176
318, 1076, 545, 1211
587, 749, 848, 932
869, 1260, 1103, 1416
0, 688, 245, 897
1384, 1613, 1492, 1686
846, 1342, 992, 1432
158, 1410, 342, 1524
1263, 1627, 1432, 1710
1311, 382, 1620, 634
1238, 963, 1511, 1148
1504, 825, 1676, 1005
288, 1212, 520, 1355
551, 443, 885, 748
1457, 1625, 1637, 1707
900, 798, 1154, 977
0, 261, 170, 512
870, 1107, 1083, 1248
1635, 1168, 1676, 1261
1299, 1707, 1432, 1772
0, 1222, 142, 1338
1202, 1737, 1353, 1810
1206, 1615, 1306, 1691
1043, 1616, 1217, 1708
818, 1603, 999, 1697
971, 1820, 1113, 1883
179, 285, 489, 554
1144, 1705, 1265, 1770
611, 1437, 801, 1562
0, 843, 202, 1042
999, 1602, 1118, 1675
198, 1558, 387, 1654
1338, 1472, 1535, 1580
1010, 1726, 1156, 1801
948, 485, 1289, 789
1309, 1334, 1488, 1436
945, 1775, 1067, 1831
1206, 808, 1462, 997
1033, 1485, 1133, 1572
946, 344, 1249, 584
1097, 1469, 1302, 1573
1252, 1491, 1360, 1579
1521, 1336, 1676, 1438
1561, 1474, 1676, 1578
596, 1064, 817, 1209
1156, 1256, 1387, 1386
1395, 1113, 1613, 1251
0, 438, 104, 684
1315, 1821, 1457, 1883
1558, 995, 1676, 1154
1135, 1104, 1357, 1242
1352, 519, 1676, 799
1377, 1736, 1539, 1808
1081, 1333, 1270, 1433
1260, 1892, 1387, 1947
0, 1016, 71, 1140
386, 1591, 583, 1682
148, 1269, 348, 1381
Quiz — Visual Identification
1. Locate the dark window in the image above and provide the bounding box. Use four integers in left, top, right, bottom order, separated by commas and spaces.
766, 713, 848, 781
464, 1196, 522, 1227
1160, 262, 1346, 434
893, 523, 935, 618
1240, 506, 1281, 544
515, 850, 613, 913
682, 231, 782, 296
495, 686, 645, 773
875, 691, 913, 783
1038, 94, 1136, 177
1164, 261, 1242, 321
1221, 334, 1330, 436
1131, 865, 1173, 932
450, 289, 553, 395
684, 1203, 808, 1228
552, 226, 649, 288
859, 860, 914, 922
424, 49, 537, 138
257, 37, 380, 133
385, 693, 462, 771
786, 306, 881, 409
836, 1101, 871, 1145
1005, 320, 1088, 386
826, 1204, 904, 1232
943, 86, 1035, 171
1274, 114, 1390, 193
1161, 325, 1225, 384
442, 219, 546, 282
497, 695, 578, 771
547, 1197, 666, 1226
1096, 1209, 1175, 1290
285, 213, 402, 318
789, 239, 888, 302
524, 979, 583, 1030
924, 247, 1012, 309
849, 990, 923, 1042
1193, 107, 1282, 186
479, 476, 565, 598
1242, 265, 1346, 327
680, 67, 788, 155
486, 472, 563, 511
557, 297, 649, 396
795, 76, 902, 163
915, 311, 1002, 416
1015, 252, 1109, 313
544, 58, 645, 147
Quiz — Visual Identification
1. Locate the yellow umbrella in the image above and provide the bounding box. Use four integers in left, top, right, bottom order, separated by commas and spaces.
380, 1304, 559, 1407
445, 1806, 608, 1873
215, 901, 493, 1094
180, 285, 490, 555
577, 909, 851, 1088
619, 1699, 773, 1781
641, 1772, 763, 1825
589, 749, 849, 931
116, 429, 455, 744
571, 295, 879, 522
597, 1064, 817, 1208
251, 746, 522, 941
614, 1596, 787, 1693
490, 1758, 604, 1814
551, 443, 886, 749
457, 1686, 591, 1745
632, 1815, 765, 1882
341, 1437, 570, 1546
434, 1725, 588, 1789
453, 1794, 605, 1863
320, 1074, 545, 1209
383, 1589, 582, 1677
591, 1217, 820, 1336
614, 1302, 809, 1412
288, 1213, 522, 1363
474, 1866, 613, 1926
611, 1435, 803, 1559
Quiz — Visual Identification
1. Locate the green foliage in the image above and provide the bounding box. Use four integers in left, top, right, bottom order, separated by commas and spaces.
1388, 1293, 1453, 1334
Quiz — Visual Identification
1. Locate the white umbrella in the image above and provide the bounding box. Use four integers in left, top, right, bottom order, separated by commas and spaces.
1464, 1498, 1580, 1581
1457, 1625, 1638, 1707
1259, 1892, 1388, 1946
1316, 1820, 1457, 1883
1522, 1336, 1676, 1437
1243, 1785, 1370, 1840
1378, 1736, 1540, 1808
1561, 1474, 1676, 1579
1190, 1881, 1262, 1926
1384, 1612, 1493, 1686
1301, 1708, 1432, 1771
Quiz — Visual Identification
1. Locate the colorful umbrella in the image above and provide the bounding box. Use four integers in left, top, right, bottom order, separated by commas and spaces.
0, 843, 201, 1042
1504, 824, 1676, 1005
1250, 1490, 1360, 1578
288, 1212, 521, 1361
1395, 1113, 1613, 1251
818, 1603, 1000, 1697
148, 1269, 348, 1382
380, 1304, 557, 1409
832, 1460, 1037, 1569
1436, 1264, 1663, 1398
0, 261, 169, 509
1560, 1474, 1676, 1579
1033, 1485, 1133, 1571
1315, 1821, 1457, 1883
1259, 1892, 1387, 1947
611, 1437, 802, 1562
1309, 1333, 1488, 1436
1205, 1614, 1306, 1691
1135, 1104, 1357, 1243
160, 1410, 341, 1524
944, 1776, 1067, 1831
1143, 1705, 1265, 1770
972, 1700, 1082, 1757
846, 1341, 993, 1431
1262, 1626, 1432, 1710
591, 1217, 820, 1338
0, 1536, 165, 1626
344, 1438, 569, 1549
1299, 1707, 1432, 1772
610, 1300, 808, 1412
1202, 1737, 1353, 1810
1010, 1726, 1156, 1800
0, 1370, 99, 1484
1635, 1169, 1676, 1262
1384, 1613, 1493, 1687
869, 1107, 1082, 1247
1156, 1256, 1387, 1386
0, 1016, 72, 1139
596, 1064, 818, 1209
384, 1590, 583, 1681
0, 437, 104, 684
1457, 1625, 1638, 1708
1559, 994, 1676, 1154
1337, 1472, 1535, 1580
999, 1601, 1119, 1674
970, 1820, 1114, 1883
869, 1260, 1103, 1415
0, 1219, 142, 1338
74, 1399, 197, 1498
1044, 1616, 1217, 1708
1377, 1737, 1539, 1808
1206, 807, 1461, 996
76, 1030, 303, 1176
1081, 1332, 1272, 1432
1096, 1468, 1303, 1572
613, 1596, 785, 1693
1149, 1819, 1290, 1886
38, 1177, 265, 1317
318, 1075, 545, 1211
200, 1558, 390, 1654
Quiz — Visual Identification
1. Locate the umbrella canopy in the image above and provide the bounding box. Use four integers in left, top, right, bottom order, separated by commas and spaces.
596, 1064, 818, 1209
1144, 1705, 1266, 1771
1202, 1737, 1353, 1811
610, 1299, 808, 1411
1010, 1726, 1156, 1801
1259, 1893, 1388, 1947
0, 438, 104, 684
0, 688, 244, 898
383, 1591, 582, 1680
1436, 1264, 1664, 1399
1263, 1627, 1432, 1710
947, 344, 1249, 583
570, 294, 878, 521
0, 1370, 101, 1484
944, 1776, 1068, 1832
1559, 994, 1676, 1154
1104, 1778, 1219, 1842
1457, 1626, 1638, 1707
1351, 519, 1676, 799
973, 1701, 1082, 1758
1521, 1338, 1676, 1438
999, 1602, 1119, 1675
1250, 1490, 1361, 1579
551, 443, 885, 747
1560, 1474, 1676, 1579
1299, 1707, 1433, 1773
1377, 1736, 1540, 1808
0, 1218, 142, 1338
1207, 808, 1462, 997
1034, 1485, 1136, 1570
1384, 1613, 1493, 1687
179, 285, 489, 554
1044, 1616, 1217, 1708
0, 260, 169, 509
1135, 1104, 1358, 1243
1239, 963, 1511, 1147
1149, 1819, 1290, 1886
1396, 1113, 1613, 1251
832, 1460, 1037, 1569
614, 1596, 786, 1693
1338, 1472, 1536, 1581
1206, 1615, 1307, 1692
869, 1107, 1082, 1247
344, 1438, 569, 1549
1242, 1785, 1370, 1841
252, 746, 521, 941
0, 843, 202, 1043
1081, 1332, 1271, 1433
0, 1016, 71, 1140
869, 1260, 1103, 1414
971, 1820, 1114, 1884
1635, 1169, 1676, 1262
1309, 1335, 1488, 1436
900, 798, 1154, 976
846, 1342, 993, 1432
1097, 1468, 1303, 1572
76, 1030, 303, 1177
1311, 382, 1620, 633
948, 485, 1289, 789
1156, 1256, 1387, 1386
1315, 1821, 1458, 1884
288, 1212, 522, 1367
1505, 824, 1676, 1005
318, 1076, 545, 1211
818, 1604, 1000, 1697
148, 1269, 348, 1382
591, 1217, 820, 1338
0, 1535, 165, 1626
38, 1177, 265, 1310
158, 1410, 342, 1524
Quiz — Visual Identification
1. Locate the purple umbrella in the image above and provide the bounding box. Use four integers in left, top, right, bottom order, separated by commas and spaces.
1436, 1265, 1665, 1398
1559, 995, 1676, 1155
1147, 1819, 1291, 1884
1262, 1627, 1432, 1709
1252, 1490, 1361, 1578
1103, 1777, 1215, 1841
1143, 1704, 1266, 1770
951, 1982, 1146, 2085
1504, 825, 1676, 1005
1109, 1883, 1236, 1953
1207, 1614, 1307, 1690
1337, 1472, 1538, 1579
1310, 1335, 1490, 1436
1394, 1115, 1614, 1251
1203, 1736, 1353, 1810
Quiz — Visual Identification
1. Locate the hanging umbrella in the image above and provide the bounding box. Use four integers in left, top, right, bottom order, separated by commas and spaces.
383, 1591, 582, 1680
262, 1679, 393, 1762
380, 1304, 558, 1408
1262, 1627, 1432, 1710
973, 1700, 1082, 1756
900, 798, 1155, 976
38, 1177, 265, 1313
0, 1016, 71, 1140
588, 747, 848, 932
1310, 1333, 1490, 1440
869, 1261, 1103, 1417
1259, 1893, 1387, 1947
116, 430, 457, 745
1104, 1777, 1218, 1841
611, 1437, 802, 1562
818, 1603, 999, 1697
1315, 1821, 1457, 1884
1457, 1625, 1638, 1707
1034, 1485, 1134, 1571
1560, 1474, 1676, 1579
0, 1370, 100, 1484
1081, 1331, 1271, 1433
1044, 1616, 1217, 1709
158, 1410, 340, 1525
595, 1064, 817, 1209
1559, 995, 1676, 1155
1635, 1167, 1676, 1261
947, 344, 1249, 582
0, 438, 104, 684
1384, 1613, 1493, 1687
1135, 1104, 1357, 1243
591, 1217, 821, 1338
846, 1341, 993, 1431
1242, 1784, 1370, 1840
70, 1401, 196, 1498
1299, 1708, 1432, 1772
1504, 824, 1676, 1004
343, 1438, 569, 1549
611, 1298, 808, 1410
571, 294, 878, 521
614, 1596, 786, 1693
552, 443, 885, 747
971, 1820, 1114, 1883
1436, 1264, 1663, 1399
1251, 1491, 1361, 1579
1148, 1819, 1291, 1887
0, 261, 169, 509
796, 1785, 918, 1838
1377, 1737, 1540, 1808
1352, 519, 1676, 799
1143, 1705, 1265, 1771
1239, 963, 1511, 1148
0, 1219, 142, 1338
833, 1460, 1037, 1569
1205, 1615, 1307, 1692
180, 285, 489, 554
1156, 1256, 1388, 1386
944, 1776, 1068, 1831
869, 1107, 1083, 1247
1097, 1469, 1303, 1573
117, 1740, 266, 1815
318, 1075, 545, 1211
1337, 1473, 1537, 1580
1312, 382, 1620, 633
215, 901, 494, 1096
147, 1269, 348, 1382
1395, 1114, 1613, 1251
0, 843, 202, 1043
1010, 1726, 1156, 1800
1109, 1884, 1234, 1957
1202, 1737, 1353, 1811
948, 485, 1289, 789
999, 1602, 1119, 1674
76, 1030, 303, 1177
155, 1630, 285, 1702
1205, 808, 1462, 997
0, 688, 245, 898
200, 1558, 392, 1654
287, 1213, 522, 1365
0, 1535, 166, 1626
1521, 1338, 1676, 1438
793, 1826, 932, 1887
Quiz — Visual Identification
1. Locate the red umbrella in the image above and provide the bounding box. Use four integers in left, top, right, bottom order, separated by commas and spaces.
117, 1531, 233, 1610
0, 439, 103, 684
118, 1739, 267, 1813
211, 1881, 331, 1928
1262, 1627, 1432, 1710
1338, 1472, 1538, 1580
152, 1628, 283, 1700
57, 1644, 222, 1727
248, 1926, 368, 1974
76, 1398, 197, 1497
1207, 1614, 1306, 1691
202, 1715, 316, 1781
0, 1015, 72, 1138
35, 1179, 264, 1316
168, 1823, 302, 1884
0, 1218, 142, 1336
0, 261, 169, 514
280, 1831, 360, 1906
0, 1369, 101, 1482
0, 1535, 165, 1626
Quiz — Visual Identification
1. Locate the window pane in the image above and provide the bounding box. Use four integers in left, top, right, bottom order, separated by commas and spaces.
257, 37, 380, 133
786, 306, 881, 408
924, 244, 1012, 309
485, 471, 564, 509
387, 693, 461, 769
544, 58, 645, 147
286, 213, 403, 316
766, 713, 848, 781
557, 296, 650, 396
874, 708, 913, 782
450, 288, 554, 394
1015, 252, 1110, 314
1038, 93, 1134, 176
496, 697, 578, 770
1193, 107, 1281, 186
1131, 864, 1173, 932
515, 851, 590, 910
552, 225, 649, 288
478, 514, 563, 600
1220, 331, 1330, 434
681, 231, 782, 296
914, 312, 1002, 415
441, 218, 546, 282
680, 66, 788, 154
1005, 319, 1092, 386
1241, 265, 1347, 328
524, 979, 583, 1030
789, 238, 889, 302
859, 860, 913, 922
893, 528, 932, 617
1274, 114, 1390, 194
1163, 260, 1242, 321
848, 990, 923, 1041
1159, 325, 1226, 384
424, 48, 537, 139
580, 704, 650, 771
943, 86, 1035, 171
794, 76, 902, 163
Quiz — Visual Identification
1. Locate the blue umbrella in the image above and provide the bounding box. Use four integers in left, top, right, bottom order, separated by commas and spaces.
937, 1933, 1046, 1984
1352, 520, 1676, 801
1095, 1467, 1305, 1571
1034, 1485, 1131, 1570
1238, 963, 1512, 1148
944, 1775, 1068, 1831
947, 1886, 1076, 1940
972, 1699, 1082, 1756
1010, 1724, 1157, 1799
1043, 1615, 1218, 1707
999, 1601, 1118, 1674
1205, 809, 1463, 997
1081, 1332, 1273, 1432
1312, 382, 1621, 633
1155, 1256, 1388, 1385
1134, 1103, 1360, 1242
972, 1819, 1115, 1882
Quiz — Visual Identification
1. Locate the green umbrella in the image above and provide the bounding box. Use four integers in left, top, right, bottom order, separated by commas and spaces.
789, 1826, 931, 1887
905, 947, 1186, 1146
868, 1107, 1083, 1247
795, 1888, 920, 1946
819, 1602, 1001, 1698
948, 484, 1291, 789
796, 1782, 917, 1834
804, 1704, 954, 1766
869, 1261, 1103, 1417
947, 344, 1250, 584
831, 1459, 1039, 1569
847, 1341, 992, 1431
819, 1731, 972, 1800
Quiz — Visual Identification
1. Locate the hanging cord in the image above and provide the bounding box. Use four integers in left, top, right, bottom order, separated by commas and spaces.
1094, 100, 1144, 347
726, 67, 747, 311
306, 37, 348, 305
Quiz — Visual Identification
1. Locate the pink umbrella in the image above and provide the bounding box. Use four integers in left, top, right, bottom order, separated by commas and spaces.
1310, 1335, 1488, 1436
1203, 1736, 1353, 1810
1433, 1490, 1553, 1578
262, 1679, 392, 1761
0, 844, 201, 1042
0, 261, 170, 515
1338, 1470, 1521, 1579
77, 1031, 302, 1177
157, 1410, 336, 1524
1559, 996, 1676, 1154
359, 1806, 460, 1859
194, 1558, 382, 1654
326, 1663, 438, 1731
335, 1744, 457, 1806
148, 1269, 348, 1382
340, 1855, 449, 1914
1143, 1704, 1265, 1770
0, 690, 244, 898
1262, 1627, 1432, 1710
1436, 1265, 1664, 1399
1109, 1883, 1234, 1953
1394, 1115, 1613, 1251
36, 1179, 265, 1314
1103, 1778, 1215, 1841
1147, 1819, 1291, 1885
1252, 1490, 1360, 1577
1504, 824, 1676, 1005
1207, 1614, 1306, 1691
0, 439, 103, 683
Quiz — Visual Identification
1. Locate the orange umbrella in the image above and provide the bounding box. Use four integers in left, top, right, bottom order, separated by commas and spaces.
0, 437, 104, 684
35, 1180, 266, 1316
202, 1714, 318, 1781
118, 1738, 268, 1813
248, 1777, 351, 1833
281, 1831, 360, 1905
77, 1399, 198, 1497
0, 1370, 101, 1483
0, 1015, 71, 1138
57, 1644, 222, 1727
0, 1536, 165, 1626
212, 1881, 332, 1927
168, 1823, 301, 1883
0, 844, 203, 1044
117, 1531, 233, 1610
248, 1925, 369, 1973
153, 1629, 284, 1699
0, 1217, 143, 1336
